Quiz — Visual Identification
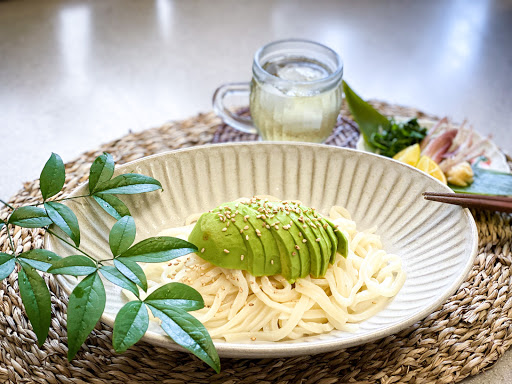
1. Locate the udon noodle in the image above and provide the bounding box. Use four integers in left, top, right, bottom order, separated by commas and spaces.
125, 200, 406, 342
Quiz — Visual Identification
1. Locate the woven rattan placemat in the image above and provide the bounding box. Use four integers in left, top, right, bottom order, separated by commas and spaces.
1, 102, 511, 384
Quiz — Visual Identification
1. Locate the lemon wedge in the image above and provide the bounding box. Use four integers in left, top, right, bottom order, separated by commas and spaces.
416, 155, 447, 184
393, 144, 421, 167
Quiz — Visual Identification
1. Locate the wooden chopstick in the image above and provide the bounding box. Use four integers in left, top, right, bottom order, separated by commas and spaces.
423, 192, 512, 213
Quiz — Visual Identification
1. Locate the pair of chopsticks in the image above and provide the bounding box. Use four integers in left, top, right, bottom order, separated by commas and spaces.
423, 192, 512, 213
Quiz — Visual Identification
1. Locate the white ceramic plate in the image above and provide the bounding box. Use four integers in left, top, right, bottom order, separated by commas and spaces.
45, 143, 478, 358
356, 118, 510, 172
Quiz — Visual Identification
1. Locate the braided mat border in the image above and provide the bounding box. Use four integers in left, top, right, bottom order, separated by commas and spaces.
1, 102, 511, 384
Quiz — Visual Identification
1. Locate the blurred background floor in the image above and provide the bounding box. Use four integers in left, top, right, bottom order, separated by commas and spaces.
0, 1, 511, 382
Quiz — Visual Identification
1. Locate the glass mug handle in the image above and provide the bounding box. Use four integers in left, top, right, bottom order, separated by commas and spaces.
212, 82, 257, 134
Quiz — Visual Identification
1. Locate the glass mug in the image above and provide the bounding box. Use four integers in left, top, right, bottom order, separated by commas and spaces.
213, 39, 343, 143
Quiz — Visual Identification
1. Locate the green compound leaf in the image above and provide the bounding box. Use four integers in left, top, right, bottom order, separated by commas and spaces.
18, 249, 62, 272
40, 153, 66, 200
45, 202, 80, 246
118, 237, 197, 263
109, 216, 136, 256
114, 258, 147, 292
113, 301, 149, 353
67, 272, 106, 360
9, 206, 53, 228
89, 153, 115, 194
148, 305, 220, 373
92, 194, 131, 220
94, 174, 162, 195
47, 255, 97, 276
18, 262, 52, 346
144, 282, 204, 311
0, 253, 16, 280
99, 266, 139, 298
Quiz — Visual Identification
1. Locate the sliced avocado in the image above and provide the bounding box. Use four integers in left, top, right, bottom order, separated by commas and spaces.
188, 211, 249, 270
215, 202, 264, 277
271, 203, 310, 280
285, 203, 323, 278
301, 206, 332, 277
190, 199, 347, 281
239, 204, 281, 276
324, 217, 348, 259
315, 215, 338, 264
249, 201, 301, 283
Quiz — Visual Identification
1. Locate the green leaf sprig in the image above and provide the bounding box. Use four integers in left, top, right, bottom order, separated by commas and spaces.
0, 152, 220, 372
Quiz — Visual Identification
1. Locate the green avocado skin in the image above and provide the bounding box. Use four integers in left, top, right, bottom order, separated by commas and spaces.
188, 199, 348, 282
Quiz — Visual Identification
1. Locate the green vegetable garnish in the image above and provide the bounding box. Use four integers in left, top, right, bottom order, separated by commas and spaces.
343, 81, 427, 157
370, 118, 427, 157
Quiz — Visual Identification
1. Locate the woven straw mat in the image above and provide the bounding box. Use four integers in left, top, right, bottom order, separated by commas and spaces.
1, 101, 511, 384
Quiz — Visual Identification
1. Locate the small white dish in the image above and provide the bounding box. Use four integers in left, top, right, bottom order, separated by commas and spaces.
355, 118, 510, 172
45, 143, 478, 358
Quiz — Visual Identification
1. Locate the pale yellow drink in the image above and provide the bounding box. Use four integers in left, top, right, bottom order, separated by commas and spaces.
250, 58, 342, 143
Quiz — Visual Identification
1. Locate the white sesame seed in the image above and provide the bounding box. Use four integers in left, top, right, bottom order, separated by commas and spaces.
222, 227, 227, 232
302, 239, 307, 243
266, 225, 270, 229
316, 238, 321, 242
246, 235, 249, 240
295, 245, 300, 250
231, 218, 236, 222
274, 224, 279, 230
270, 259, 274, 264
201, 248, 205, 253
244, 225, 249, 230
240, 229, 244, 233
241, 255, 244, 260
223, 249, 230, 254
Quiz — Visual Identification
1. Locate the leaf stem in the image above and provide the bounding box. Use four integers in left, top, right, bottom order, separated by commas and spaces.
98, 257, 115, 265
0, 199, 15, 210
32, 194, 92, 207
46, 228, 98, 264
5, 224, 16, 255
54, 194, 92, 203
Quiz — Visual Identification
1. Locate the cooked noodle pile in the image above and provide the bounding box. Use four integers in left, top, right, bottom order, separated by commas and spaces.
127, 202, 406, 342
